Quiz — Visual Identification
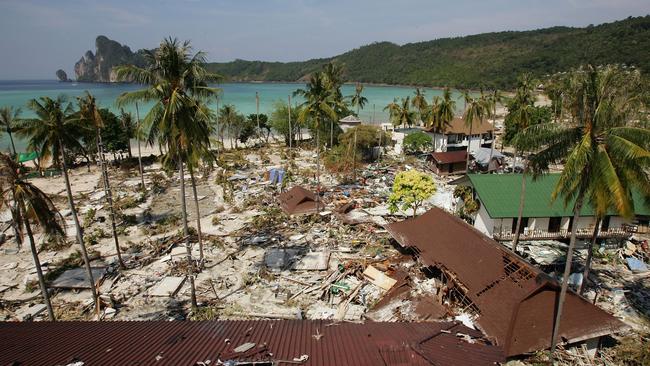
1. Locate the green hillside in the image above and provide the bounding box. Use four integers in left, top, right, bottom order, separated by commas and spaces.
205, 16, 650, 89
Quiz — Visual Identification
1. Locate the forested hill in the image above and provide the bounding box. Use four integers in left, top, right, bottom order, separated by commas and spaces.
205, 16, 650, 89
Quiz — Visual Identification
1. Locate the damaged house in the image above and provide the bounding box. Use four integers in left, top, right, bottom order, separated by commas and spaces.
385, 207, 628, 357
453, 174, 650, 241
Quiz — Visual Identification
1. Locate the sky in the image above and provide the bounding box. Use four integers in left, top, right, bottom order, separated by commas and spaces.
1, 0, 649, 79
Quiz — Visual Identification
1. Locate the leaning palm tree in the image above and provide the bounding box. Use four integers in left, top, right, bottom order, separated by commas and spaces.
411, 88, 428, 125
383, 98, 400, 124
518, 64, 650, 358
462, 92, 489, 171
77, 92, 125, 269
115, 38, 220, 310
0, 106, 20, 157
350, 83, 368, 115
0, 153, 65, 321
18, 96, 98, 309
295, 72, 337, 211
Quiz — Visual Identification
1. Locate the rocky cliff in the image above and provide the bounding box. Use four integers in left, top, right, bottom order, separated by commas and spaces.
55, 69, 69, 82
74, 36, 147, 82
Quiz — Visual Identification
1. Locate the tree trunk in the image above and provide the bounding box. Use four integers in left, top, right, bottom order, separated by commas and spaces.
465, 123, 473, 172
579, 216, 601, 295
58, 139, 98, 310
8, 130, 17, 157
330, 119, 333, 148
489, 104, 496, 165
178, 153, 198, 309
97, 130, 125, 269
550, 195, 584, 356
189, 166, 204, 262
316, 121, 321, 213
512, 165, 527, 253
19, 200, 56, 321
135, 103, 145, 191
352, 128, 357, 184
11, 203, 22, 249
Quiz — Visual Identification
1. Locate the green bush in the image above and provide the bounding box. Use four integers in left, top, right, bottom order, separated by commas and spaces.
403, 132, 432, 154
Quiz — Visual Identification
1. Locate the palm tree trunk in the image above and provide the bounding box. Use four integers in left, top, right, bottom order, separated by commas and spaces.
489, 105, 496, 164
135, 103, 145, 191
19, 200, 56, 321
330, 119, 333, 148
188, 165, 204, 262
579, 216, 601, 295
465, 123, 473, 172
97, 131, 125, 269
11, 204, 22, 249
512, 165, 527, 252
58, 139, 98, 309
178, 153, 198, 309
8, 130, 17, 157
550, 194, 584, 356
316, 122, 321, 213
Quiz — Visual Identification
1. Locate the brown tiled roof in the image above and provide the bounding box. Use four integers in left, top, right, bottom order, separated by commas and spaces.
278, 186, 319, 215
0, 320, 504, 366
385, 208, 627, 356
431, 150, 468, 164
427, 117, 493, 135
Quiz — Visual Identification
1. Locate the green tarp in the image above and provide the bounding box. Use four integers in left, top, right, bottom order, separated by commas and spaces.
17, 151, 38, 163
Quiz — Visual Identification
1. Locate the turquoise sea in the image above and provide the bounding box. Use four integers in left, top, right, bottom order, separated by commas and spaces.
0, 80, 465, 153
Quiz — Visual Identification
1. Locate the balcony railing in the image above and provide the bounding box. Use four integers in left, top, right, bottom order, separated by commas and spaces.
493, 227, 633, 241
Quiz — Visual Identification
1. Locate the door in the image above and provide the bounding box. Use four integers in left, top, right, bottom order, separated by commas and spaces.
548, 217, 562, 232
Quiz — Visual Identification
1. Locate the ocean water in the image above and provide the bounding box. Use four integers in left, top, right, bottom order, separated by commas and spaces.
0, 80, 466, 152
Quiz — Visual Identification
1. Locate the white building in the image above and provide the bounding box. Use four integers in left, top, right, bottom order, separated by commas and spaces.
453, 174, 649, 241
425, 117, 494, 153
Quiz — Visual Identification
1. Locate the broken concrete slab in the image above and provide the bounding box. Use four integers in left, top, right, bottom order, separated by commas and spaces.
294, 251, 330, 271
149, 276, 186, 297
49, 267, 107, 289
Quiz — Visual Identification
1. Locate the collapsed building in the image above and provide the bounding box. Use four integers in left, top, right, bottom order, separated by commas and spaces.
385, 207, 628, 357
0, 320, 505, 365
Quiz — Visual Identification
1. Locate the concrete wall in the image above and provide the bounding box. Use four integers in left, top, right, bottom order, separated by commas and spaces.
530, 217, 550, 231
474, 204, 495, 236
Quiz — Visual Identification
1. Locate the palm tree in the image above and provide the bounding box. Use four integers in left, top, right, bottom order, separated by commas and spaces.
295, 72, 337, 210
509, 79, 537, 253
518, 64, 650, 357
116, 38, 220, 309
119, 109, 135, 159
487, 90, 503, 161
0, 153, 65, 321
218, 105, 241, 149
322, 62, 347, 148
77, 92, 125, 269
123, 108, 145, 189
391, 97, 416, 128
411, 88, 428, 125
383, 98, 400, 124
462, 92, 489, 171
0, 106, 20, 157
19, 96, 98, 309
350, 83, 368, 115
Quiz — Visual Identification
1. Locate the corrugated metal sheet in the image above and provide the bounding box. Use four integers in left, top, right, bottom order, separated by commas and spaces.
430, 151, 467, 164
0, 320, 503, 366
278, 186, 319, 215
385, 207, 628, 356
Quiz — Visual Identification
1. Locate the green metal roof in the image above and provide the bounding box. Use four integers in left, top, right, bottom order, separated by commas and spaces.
467, 174, 650, 218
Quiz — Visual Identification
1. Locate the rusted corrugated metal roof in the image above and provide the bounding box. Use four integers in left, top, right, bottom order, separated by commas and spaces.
279, 186, 320, 215
430, 151, 467, 164
385, 207, 628, 357
0, 320, 504, 366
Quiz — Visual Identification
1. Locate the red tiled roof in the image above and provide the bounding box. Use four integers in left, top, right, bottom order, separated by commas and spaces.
431, 150, 468, 164
385, 208, 627, 356
0, 320, 504, 366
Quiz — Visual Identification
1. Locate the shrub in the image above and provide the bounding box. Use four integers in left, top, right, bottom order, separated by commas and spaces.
403, 131, 432, 154
388, 170, 436, 217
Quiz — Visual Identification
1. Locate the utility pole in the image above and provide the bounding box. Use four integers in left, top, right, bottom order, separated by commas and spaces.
135, 103, 145, 191
288, 95, 292, 149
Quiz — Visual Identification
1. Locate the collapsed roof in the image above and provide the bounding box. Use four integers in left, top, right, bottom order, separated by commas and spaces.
0, 320, 504, 366
278, 186, 320, 215
385, 207, 627, 356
